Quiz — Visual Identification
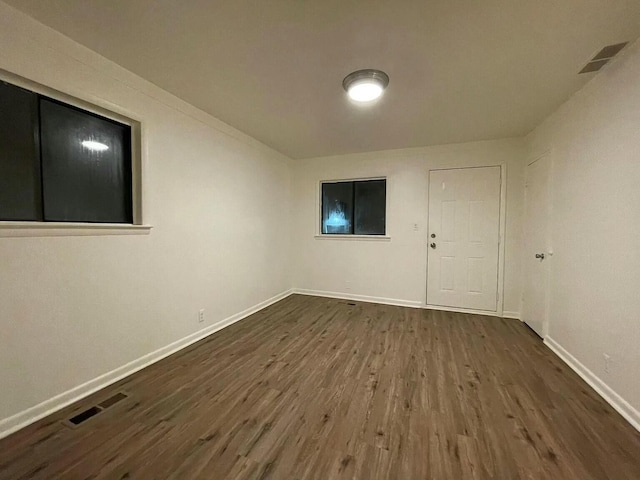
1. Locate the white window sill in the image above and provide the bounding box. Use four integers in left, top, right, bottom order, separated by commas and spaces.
314, 234, 391, 242
0, 222, 152, 238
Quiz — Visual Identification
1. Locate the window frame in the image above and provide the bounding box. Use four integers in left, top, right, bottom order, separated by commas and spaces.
0, 69, 150, 237
316, 176, 390, 240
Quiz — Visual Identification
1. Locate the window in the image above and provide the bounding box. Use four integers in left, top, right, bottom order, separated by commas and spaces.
321, 179, 386, 235
0, 80, 133, 224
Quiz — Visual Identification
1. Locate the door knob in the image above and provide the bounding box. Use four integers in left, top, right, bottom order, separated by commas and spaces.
430, 243, 437, 249
535, 253, 545, 260
430, 233, 436, 238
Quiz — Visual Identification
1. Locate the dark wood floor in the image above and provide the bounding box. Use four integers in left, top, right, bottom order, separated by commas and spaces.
1, 295, 639, 479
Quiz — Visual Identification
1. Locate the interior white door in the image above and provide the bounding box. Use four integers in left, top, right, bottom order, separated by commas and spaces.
522, 155, 551, 337
427, 166, 501, 311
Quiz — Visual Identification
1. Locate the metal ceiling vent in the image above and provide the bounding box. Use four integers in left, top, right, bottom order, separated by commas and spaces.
579, 42, 628, 74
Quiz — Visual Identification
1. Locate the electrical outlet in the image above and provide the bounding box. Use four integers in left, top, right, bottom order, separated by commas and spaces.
413, 223, 419, 231
345, 280, 352, 292
198, 309, 205, 323
603, 353, 611, 374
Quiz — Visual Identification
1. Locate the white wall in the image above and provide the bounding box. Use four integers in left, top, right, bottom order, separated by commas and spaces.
527, 39, 640, 420
292, 139, 526, 314
0, 2, 292, 429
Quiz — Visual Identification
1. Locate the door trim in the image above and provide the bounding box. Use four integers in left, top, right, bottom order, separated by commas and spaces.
425, 163, 507, 316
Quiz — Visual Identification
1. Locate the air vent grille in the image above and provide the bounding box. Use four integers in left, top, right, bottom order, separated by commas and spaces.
68, 406, 101, 426
98, 392, 128, 409
579, 59, 610, 74
592, 42, 628, 61
63, 392, 129, 428
579, 42, 628, 74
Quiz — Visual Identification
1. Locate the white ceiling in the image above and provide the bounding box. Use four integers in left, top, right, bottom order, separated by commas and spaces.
5, 0, 640, 159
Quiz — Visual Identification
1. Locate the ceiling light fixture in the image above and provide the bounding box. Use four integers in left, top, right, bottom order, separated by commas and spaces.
81, 140, 109, 152
342, 69, 389, 103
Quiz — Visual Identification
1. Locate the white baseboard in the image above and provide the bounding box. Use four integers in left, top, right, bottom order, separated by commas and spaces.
0, 289, 293, 440
544, 336, 640, 432
424, 304, 501, 317
502, 311, 521, 320
293, 288, 423, 309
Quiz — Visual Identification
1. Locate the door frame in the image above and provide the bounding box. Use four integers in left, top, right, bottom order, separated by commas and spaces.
425, 163, 507, 317
522, 150, 553, 337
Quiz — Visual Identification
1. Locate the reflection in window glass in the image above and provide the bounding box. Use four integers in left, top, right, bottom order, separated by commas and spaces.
321, 179, 386, 235
40, 98, 132, 223
322, 182, 353, 234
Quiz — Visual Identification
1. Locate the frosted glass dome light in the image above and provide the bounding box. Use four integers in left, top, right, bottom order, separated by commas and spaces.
343, 69, 389, 103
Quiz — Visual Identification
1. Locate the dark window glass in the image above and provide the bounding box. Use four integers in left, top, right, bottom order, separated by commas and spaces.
321, 179, 386, 235
40, 98, 132, 223
354, 180, 386, 235
0, 81, 41, 220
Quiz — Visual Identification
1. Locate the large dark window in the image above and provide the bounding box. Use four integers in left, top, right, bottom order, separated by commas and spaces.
0, 80, 133, 223
321, 179, 386, 235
